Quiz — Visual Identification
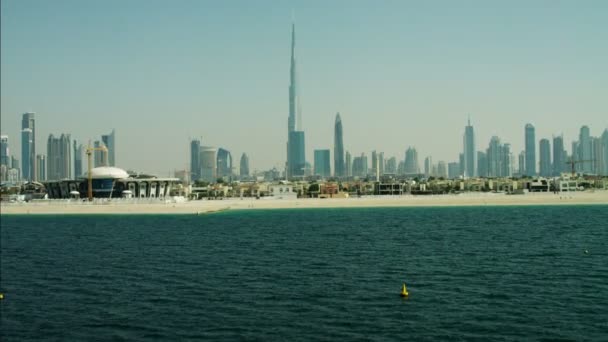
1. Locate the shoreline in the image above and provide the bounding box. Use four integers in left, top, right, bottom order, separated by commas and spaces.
1, 191, 607, 215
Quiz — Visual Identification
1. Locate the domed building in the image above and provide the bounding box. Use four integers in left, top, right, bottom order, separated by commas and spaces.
44, 166, 180, 199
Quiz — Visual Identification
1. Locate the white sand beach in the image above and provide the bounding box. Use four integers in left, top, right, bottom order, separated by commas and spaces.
1, 191, 607, 215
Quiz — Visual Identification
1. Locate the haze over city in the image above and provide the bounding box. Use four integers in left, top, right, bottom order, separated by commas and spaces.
1, 0, 607, 175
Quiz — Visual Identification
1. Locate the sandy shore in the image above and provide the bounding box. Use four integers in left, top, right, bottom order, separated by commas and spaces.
1, 191, 607, 215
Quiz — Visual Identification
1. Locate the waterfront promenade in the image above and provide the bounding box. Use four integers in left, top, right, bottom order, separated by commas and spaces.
1, 191, 607, 215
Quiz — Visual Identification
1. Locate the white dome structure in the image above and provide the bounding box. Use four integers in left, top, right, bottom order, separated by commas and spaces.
84, 167, 129, 180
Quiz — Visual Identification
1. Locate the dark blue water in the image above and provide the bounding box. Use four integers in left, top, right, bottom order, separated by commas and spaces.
2, 206, 607, 341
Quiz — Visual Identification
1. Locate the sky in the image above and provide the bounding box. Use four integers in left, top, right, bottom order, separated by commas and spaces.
1, 0, 607, 176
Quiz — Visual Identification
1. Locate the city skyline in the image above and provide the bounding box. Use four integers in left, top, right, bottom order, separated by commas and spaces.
1, 1, 607, 175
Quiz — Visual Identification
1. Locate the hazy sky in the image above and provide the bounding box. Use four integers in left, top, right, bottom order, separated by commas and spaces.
2, 0, 607, 175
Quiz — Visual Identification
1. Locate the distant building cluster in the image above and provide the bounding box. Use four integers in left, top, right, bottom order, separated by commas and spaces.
0, 112, 116, 183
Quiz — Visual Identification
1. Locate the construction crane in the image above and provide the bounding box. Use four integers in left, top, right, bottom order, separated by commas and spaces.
565, 159, 594, 177
85, 142, 109, 201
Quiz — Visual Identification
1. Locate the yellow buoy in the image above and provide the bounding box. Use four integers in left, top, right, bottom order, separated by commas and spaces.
400, 283, 409, 297
0, 293, 4, 300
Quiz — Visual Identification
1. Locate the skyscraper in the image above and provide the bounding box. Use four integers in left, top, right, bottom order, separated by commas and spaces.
437, 161, 447, 178
288, 131, 306, 178
216, 148, 233, 179
404, 147, 419, 175
334, 113, 345, 177
552, 135, 565, 176
21, 112, 36, 181
314, 149, 331, 178
352, 153, 368, 178
487, 136, 512, 178
477, 151, 487, 178
101, 129, 116, 166
36, 154, 46, 181
592, 137, 603, 175
385, 156, 397, 174
47, 133, 72, 180
524, 123, 536, 176
463, 118, 476, 178
93, 140, 107, 167
286, 23, 306, 179
0, 135, 9, 168
578, 125, 592, 173
239, 153, 249, 178
371, 151, 384, 179
539, 139, 551, 177
345, 151, 352, 177
448, 162, 460, 179
190, 139, 201, 181
199, 146, 217, 183
424, 156, 432, 178
74, 142, 83, 178
602, 129, 608, 176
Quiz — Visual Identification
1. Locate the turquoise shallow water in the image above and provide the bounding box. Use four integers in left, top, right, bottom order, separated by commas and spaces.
1, 206, 608, 341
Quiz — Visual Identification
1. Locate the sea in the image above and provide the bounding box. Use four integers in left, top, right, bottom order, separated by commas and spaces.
1, 206, 607, 341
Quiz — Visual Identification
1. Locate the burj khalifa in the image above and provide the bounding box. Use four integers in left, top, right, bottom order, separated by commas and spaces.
286, 23, 305, 179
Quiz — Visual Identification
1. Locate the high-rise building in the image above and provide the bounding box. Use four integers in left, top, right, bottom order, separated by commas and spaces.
477, 151, 487, 178
578, 125, 593, 173
199, 147, 217, 183
74, 142, 83, 178
448, 162, 460, 179
190, 139, 201, 182
437, 161, 447, 178
352, 153, 368, 178
404, 147, 419, 175
47, 133, 72, 180
371, 151, 384, 178
487, 136, 512, 178
459, 153, 465, 178
424, 156, 432, 177
101, 129, 116, 166
314, 149, 331, 178
239, 153, 249, 178
592, 137, 603, 175
21, 112, 36, 181
345, 151, 352, 177
601, 129, 608, 176
571, 141, 580, 172
0, 135, 9, 168
502, 143, 512, 177
216, 148, 233, 180
524, 123, 536, 176
286, 23, 306, 179
36, 154, 46, 181
518, 151, 525, 176
93, 140, 108, 167
539, 139, 551, 177
288, 131, 306, 178
334, 113, 345, 177
385, 156, 397, 175
463, 118, 476, 178
552, 135, 565, 176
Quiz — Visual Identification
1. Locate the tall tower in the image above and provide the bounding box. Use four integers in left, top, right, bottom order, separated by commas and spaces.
21, 112, 36, 181
334, 113, 345, 177
190, 139, 201, 182
101, 129, 116, 166
578, 125, 592, 173
288, 23, 298, 133
239, 153, 250, 178
463, 117, 476, 178
552, 135, 565, 176
524, 123, 536, 177
286, 23, 305, 179
539, 138, 551, 177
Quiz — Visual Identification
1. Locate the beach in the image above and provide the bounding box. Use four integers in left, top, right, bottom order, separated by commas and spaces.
1, 191, 607, 215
